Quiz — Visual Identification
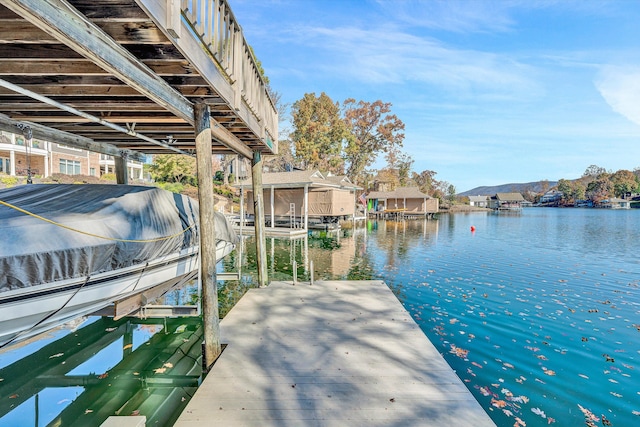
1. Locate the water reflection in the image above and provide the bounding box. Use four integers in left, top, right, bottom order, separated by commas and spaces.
0, 316, 202, 427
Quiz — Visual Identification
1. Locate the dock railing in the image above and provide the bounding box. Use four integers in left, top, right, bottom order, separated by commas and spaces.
180, 0, 278, 151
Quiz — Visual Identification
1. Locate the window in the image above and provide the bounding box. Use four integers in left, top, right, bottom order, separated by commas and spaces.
90, 167, 95, 176
59, 159, 81, 175
0, 157, 9, 174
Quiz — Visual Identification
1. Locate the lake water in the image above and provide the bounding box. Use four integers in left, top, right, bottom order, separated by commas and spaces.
1, 208, 639, 426
239, 208, 640, 426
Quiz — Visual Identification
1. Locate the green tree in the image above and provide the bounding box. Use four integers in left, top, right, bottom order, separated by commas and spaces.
290, 92, 348, 174
586, 173, 612, 202
149, 154, 196, 185
610, 169, 638, 197
446, 183, 457, 204
557, 179, 572, 203
342, 99, 405, 184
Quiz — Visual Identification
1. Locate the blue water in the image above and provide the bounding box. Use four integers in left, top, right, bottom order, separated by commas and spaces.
237, 209, 640, 426
352, 209, 640, 426
2, 208, 639, 426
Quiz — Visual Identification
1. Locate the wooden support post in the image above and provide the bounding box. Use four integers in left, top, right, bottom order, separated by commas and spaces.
195, 104, 221, 370
303, 184, 309, 231
252, 151, 268, 287
114, 154, 128, 184
270, 185, 275, 229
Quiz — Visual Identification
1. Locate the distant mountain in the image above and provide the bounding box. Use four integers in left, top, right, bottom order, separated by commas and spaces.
459, 181, 557, 197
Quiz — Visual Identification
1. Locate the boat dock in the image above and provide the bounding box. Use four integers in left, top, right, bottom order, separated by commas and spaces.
234, 225, 308, 238
175, 280, 495, 426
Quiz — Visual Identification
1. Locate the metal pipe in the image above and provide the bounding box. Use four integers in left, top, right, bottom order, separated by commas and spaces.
310, 260, 314, 285
0, 78, 191, 156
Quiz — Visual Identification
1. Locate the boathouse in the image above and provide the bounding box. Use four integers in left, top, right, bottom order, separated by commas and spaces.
366, 187, 438, 218
468, 195, 489, 207
488, 192, 525, 210
0, 0, 278, 367
601, 197, 631, 209
235, 170, 362, 230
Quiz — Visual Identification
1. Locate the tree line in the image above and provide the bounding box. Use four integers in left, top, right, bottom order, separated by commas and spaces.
554, 165, 640, 205
149, 91, 457, 203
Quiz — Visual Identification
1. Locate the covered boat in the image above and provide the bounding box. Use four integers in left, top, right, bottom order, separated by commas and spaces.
0, 184, 237, 347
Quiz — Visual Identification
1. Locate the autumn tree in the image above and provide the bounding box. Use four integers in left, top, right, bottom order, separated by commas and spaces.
586, 173, 612, 202
290, 92, 348, 174
412, 169, 438, 196
342, 99, 405, 184
610, 169, 638, 197
382, 148, 414, 187
583, 165, 607, 178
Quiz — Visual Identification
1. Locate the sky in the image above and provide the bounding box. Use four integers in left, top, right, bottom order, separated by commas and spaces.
230, 0, 640, 192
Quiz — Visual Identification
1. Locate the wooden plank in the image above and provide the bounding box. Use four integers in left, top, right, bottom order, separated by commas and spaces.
0, 59, 200, 76
175, 280, 496, 427
2, 0, 194, 124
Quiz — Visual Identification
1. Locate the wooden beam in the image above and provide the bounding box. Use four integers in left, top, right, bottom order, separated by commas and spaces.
252, 151, 268, 288
0, 114, 146, 161
114, 154, 128, 184
210, 117, 252, 159
194, 103, 221, 370
2, 0, 194, 123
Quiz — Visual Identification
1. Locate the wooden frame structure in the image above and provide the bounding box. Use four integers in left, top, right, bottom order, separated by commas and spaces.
0, 0, 277, 368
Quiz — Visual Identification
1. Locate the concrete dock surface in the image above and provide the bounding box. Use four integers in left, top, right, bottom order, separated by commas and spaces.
175, 280, 495, 426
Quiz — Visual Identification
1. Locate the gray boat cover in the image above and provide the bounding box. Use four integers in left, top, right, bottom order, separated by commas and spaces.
0, 184, 237, 292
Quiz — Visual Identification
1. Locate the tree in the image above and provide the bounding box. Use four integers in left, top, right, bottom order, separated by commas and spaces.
149, 154, 196, 185
412, 170, 438, 196
583, 165, 607, 178
342, 99, 405, 184
446, 183, 457, 204
383, 148, 414, 187
586, 173, 612, 202
290, 92, 348, 174
610, 169, 638, 197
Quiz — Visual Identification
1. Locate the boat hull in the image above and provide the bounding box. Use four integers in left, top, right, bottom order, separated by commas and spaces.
0, 242, 234, 347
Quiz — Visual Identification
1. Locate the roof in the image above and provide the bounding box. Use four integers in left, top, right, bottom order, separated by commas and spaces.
367, 187, 431, 200
495, 193, 525, 201
235, 170, 362, 190
468, 195, 488, 202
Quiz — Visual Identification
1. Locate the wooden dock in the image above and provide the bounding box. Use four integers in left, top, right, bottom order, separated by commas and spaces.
175, 280, 495, 426
234, 225, 308, 238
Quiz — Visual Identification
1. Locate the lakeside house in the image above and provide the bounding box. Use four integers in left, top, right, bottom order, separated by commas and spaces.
365, 187, 439, 218
540, 189, 563, 204
235, 170, 362, 230
601, 197, 631, 209
0, 130, 144, 180
468, 195, 489, 208
488, 192, 525, 210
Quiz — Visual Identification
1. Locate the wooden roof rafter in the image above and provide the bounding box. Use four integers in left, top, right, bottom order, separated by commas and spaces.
0, 0, 277, 159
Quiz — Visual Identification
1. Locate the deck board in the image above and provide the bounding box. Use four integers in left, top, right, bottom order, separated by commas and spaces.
175, 280, 495, 427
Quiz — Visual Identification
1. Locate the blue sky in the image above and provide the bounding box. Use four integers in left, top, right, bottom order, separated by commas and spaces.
231, 0, 640, 192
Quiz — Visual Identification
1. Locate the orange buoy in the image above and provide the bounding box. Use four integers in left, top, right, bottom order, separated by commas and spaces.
470, 226, 476, 232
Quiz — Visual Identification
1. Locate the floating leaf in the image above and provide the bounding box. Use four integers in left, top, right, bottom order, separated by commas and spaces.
531, 407, 547, 418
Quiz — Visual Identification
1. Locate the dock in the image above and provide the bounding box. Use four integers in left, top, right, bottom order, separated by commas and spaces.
175, 280, 495, 426
234, 225, 308, 238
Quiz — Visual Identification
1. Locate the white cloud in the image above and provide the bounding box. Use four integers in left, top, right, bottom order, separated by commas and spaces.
595, 67, 640, 127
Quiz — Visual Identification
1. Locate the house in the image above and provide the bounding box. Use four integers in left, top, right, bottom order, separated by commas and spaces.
235, 170, 362, 230
366, 187, 439, 218
601, 198, 631, 209
0, 130, 143, 179
540, 189, 563, 204
468, 195, 489, 208
488, 193, 525, 210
